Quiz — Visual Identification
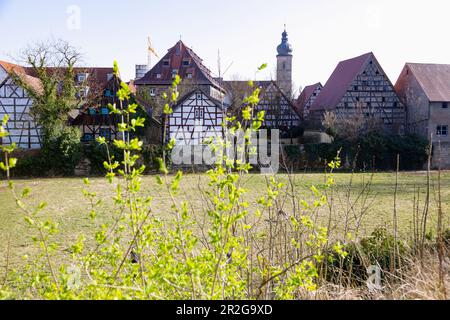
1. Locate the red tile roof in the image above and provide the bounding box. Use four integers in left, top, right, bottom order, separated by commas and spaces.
135, 41, 224, 91
311, 52, 374, 111
1, 60, 116, 101
0, 60, 43, 93
397, 63, 450, 102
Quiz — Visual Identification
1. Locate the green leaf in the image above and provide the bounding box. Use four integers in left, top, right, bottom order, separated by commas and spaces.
24, 216, 35, 226
113, 61, 120, 76
258, 63, 268, 71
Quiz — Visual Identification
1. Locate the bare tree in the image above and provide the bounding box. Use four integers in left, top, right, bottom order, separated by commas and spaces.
322, 102, 383, 142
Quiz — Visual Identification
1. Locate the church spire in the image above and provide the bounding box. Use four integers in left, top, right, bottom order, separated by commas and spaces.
277, 26, 293, 56
276, 26, 293, 96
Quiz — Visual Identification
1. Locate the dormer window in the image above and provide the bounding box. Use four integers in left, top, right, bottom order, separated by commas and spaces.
77, 73, 88, 83
163, 60, 170, 67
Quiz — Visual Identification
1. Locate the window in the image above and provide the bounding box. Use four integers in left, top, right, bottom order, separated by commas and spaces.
172, 69, 178, 79
77, 73, 88, 83
443, 102, 448, 109
107, 73, 114, 81
99, 128, 112, 140
163, 60, 170, 67
101, 107, 109, 115
150, 88, 156, 97
394, 102, 398, 108
82, 133, 94, 143
437, 125, 448, 136
156, 73, 162, 79
104, 89, 113, 97
88, 108, 97, 115
382, 97, 386, 103
77, 87, 89, 99
354, 86, 358, 91
183, 59, 190, 67
187, 73, 193, 79
196, 93, 202, 100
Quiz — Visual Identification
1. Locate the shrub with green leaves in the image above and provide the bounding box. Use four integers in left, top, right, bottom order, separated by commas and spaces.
1, 63, 347, 300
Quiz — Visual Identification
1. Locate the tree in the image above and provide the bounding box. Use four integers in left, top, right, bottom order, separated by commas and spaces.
11, 39, 88, 174
322, 102, 383, 142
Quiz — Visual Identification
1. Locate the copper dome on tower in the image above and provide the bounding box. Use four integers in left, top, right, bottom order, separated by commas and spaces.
277, 29, 293, 56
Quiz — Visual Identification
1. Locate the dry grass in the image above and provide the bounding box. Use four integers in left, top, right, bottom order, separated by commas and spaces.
0, 171, 449, 300
302, 251, 449, 300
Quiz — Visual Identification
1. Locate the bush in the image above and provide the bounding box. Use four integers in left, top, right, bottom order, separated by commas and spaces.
304, 133, 428, 171
41, 127, 82, 176
142, 144, 165, 172
13, 153, 48, 177
82, 142, 124, 175
323, 228, 407, 286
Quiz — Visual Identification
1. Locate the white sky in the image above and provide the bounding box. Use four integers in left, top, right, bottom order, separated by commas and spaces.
0, 0, 449, 97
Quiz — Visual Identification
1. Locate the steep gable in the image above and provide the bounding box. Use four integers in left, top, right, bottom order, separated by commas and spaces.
311, 53, 373, 111
135, 41, 224, 92
297, 83, 322, 117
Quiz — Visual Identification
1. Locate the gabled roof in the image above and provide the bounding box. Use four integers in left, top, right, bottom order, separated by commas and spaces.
135, 41, 224, 92
296, 82, 322, 113
0, 60, 28, 75
311, 52, 374, 111
398, 63, 450, 102
0, 60, 43, 93
27, 67, 114, 89
0, 60, 114, 94
173, 88, 224, 113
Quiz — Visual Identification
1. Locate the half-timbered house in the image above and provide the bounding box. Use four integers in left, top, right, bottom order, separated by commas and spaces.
0, 61, 42, 149
134, 40, 226, 109
69, 68, 121, 143
296, 83, 323, 120
167, 89, 224, 146
223, 80, 301, 142
309, 52, 406, 134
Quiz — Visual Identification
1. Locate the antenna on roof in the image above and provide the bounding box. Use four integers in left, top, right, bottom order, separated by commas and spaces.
217, 49, 221, 79
216, 48, 233, 80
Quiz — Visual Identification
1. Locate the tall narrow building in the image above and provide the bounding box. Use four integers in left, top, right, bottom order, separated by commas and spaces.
277, 28, 293, 97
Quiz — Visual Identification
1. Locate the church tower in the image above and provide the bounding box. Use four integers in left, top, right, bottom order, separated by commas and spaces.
277, 28, 293, 97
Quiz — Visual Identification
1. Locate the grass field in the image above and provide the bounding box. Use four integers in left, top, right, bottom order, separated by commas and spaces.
1, 171, 449, 269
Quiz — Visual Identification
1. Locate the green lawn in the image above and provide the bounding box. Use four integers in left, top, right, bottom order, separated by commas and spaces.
1, 171, 449, 269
